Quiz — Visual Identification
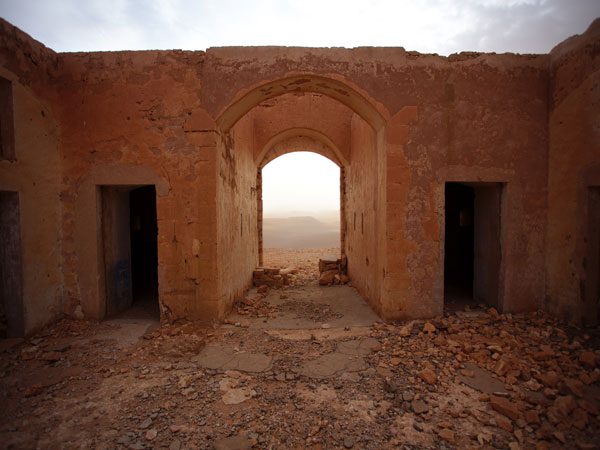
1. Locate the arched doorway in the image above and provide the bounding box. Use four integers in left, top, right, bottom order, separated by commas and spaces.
258, 151, 342, 273
215, 75, 388, 316
256, 130, 347, 266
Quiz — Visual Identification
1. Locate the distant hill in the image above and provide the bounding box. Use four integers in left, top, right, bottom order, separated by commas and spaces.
263, 216, 340, 248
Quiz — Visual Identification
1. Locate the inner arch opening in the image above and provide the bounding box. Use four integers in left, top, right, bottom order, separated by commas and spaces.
259, 151, 342, 279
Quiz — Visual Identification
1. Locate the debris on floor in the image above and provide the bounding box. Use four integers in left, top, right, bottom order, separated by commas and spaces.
253, 267, 293, 288
318, 254, 349, 285
0, 249, 598, 449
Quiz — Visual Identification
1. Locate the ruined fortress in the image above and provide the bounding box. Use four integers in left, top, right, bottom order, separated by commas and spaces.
0, 18, 598, 336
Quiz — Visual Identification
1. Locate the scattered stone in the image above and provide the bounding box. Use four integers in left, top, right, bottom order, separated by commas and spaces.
402, 391, 414, 402
398, 325, 411, 337
4, 271, 600, 450
564, 378, 584, 397
343, 437, 355, 448
222, 387, 256, 405
554, 395, 577, 417
41, 351, 62, 362
437, 428, 455, 443
412, 399, 429, 414
579, 351, 596, 368
495, 414, 513, 432
257, 285, 269, 294
490, 396, 520, 420
145, 428, 157, 440
423, 322, 436, 333
553, 431, 566, 444
524, 409, 540, 424
578, 399, 599, 416
418, 367, 437, 385
213, 434, 255, 450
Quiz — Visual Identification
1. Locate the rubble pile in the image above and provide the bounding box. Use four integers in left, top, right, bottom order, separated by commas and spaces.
367, 308, 600, 449
252, 267, 298, 289
318, 254, 349, 285
262, 248, 336, 285
232, 296, 278, 319
0, 265, 598, 450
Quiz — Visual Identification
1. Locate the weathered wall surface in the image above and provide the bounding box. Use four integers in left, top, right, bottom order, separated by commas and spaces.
392, 54, 549, 319
381, 54, 548, 320
345, 114, 382, 312
202, 46, 550, 319
216, 113, 258, 317
0, 20, 63, 334
51, 50, 222, 322
250, 94, 353, 165
546, 19, 600, 324
1, 17, 598, 331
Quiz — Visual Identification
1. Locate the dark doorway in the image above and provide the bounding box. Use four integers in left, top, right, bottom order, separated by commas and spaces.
444, 183, 475, 309
584, 187, 600, 326
444, 182, 503, 312
101, 185, 158, 319
0, 191, 23, 337
129, 186, 159, 318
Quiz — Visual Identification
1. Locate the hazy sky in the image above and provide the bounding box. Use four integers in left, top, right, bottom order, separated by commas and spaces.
1, 1, 597, 217
262, 153, 340, 218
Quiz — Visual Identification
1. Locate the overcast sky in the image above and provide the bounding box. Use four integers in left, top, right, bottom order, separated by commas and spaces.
262, 153, 339, 218
1, 1, 597, 218
0, 0, 598, 55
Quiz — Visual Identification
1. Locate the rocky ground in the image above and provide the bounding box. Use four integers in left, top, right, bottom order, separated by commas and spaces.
1, 249, 599, 449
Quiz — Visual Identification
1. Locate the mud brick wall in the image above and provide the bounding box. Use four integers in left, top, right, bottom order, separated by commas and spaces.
546, 21, 600, 323
0, 17, 598, 334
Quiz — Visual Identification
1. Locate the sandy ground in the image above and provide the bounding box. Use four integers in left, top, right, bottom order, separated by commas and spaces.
1, 249, 599, 450
262, 248, 339, 285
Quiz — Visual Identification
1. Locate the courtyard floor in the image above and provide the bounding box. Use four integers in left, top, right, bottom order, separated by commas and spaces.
0, 249, 599, 449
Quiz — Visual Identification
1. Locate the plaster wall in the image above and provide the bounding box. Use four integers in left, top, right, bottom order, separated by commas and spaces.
0, 24, 63, 334
250, 94, 353, 164
1, 18, 598, 330
51, 49, 221, 322
383, 53, 548, 320
345, 114, 382, 312
546, 19, 600, 324
216, 114, 257, 317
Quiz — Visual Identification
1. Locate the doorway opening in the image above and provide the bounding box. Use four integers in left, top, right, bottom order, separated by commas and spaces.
100, 185, 159, 320
258, 151, 342, 281
0, 191, 24, 337
584, 187, 600, 326
444, 182, 503, 312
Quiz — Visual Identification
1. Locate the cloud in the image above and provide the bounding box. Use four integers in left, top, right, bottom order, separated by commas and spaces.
0, 0, 598, 53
